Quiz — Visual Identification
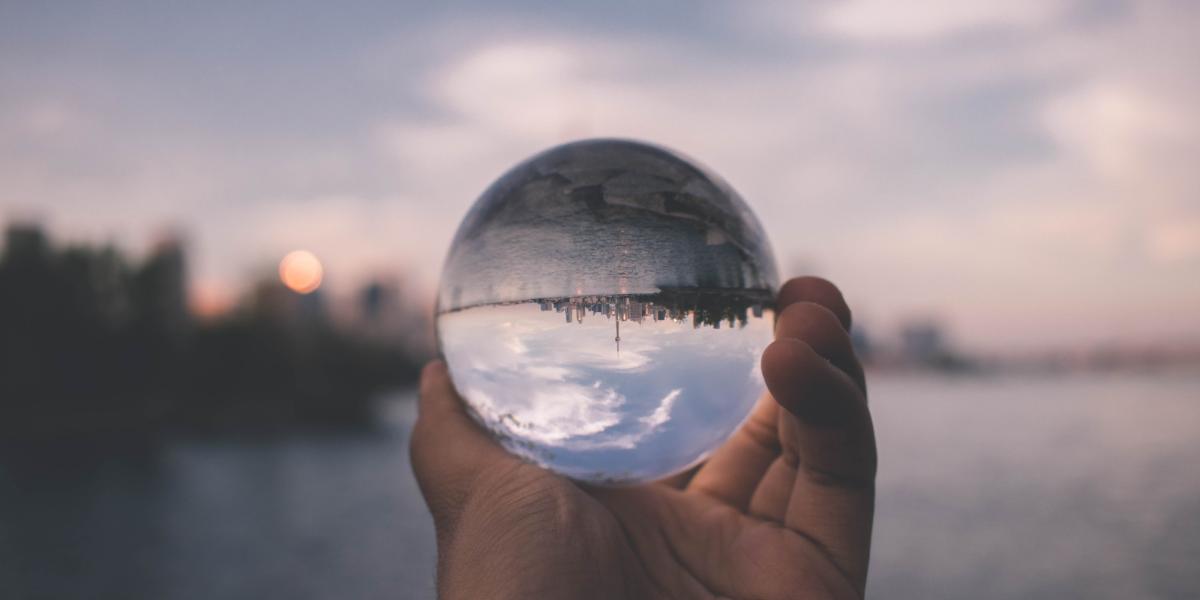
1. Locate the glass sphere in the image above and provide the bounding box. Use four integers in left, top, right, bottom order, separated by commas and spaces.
436, 139, 779, 484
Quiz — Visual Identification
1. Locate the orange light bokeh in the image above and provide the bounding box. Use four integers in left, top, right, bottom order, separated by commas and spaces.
279, 250, 323, 294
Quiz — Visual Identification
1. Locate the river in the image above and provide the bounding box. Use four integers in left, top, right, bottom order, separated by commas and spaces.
2, 371, 1197, 599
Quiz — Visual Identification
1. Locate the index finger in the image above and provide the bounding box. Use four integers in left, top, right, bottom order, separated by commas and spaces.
763, 335, 876, 593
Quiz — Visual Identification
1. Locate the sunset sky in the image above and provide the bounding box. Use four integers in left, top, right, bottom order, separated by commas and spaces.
2, 0, 1198, 352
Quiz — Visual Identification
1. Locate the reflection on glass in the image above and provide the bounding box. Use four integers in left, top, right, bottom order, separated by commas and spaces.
437, 139, 780, 483
438, 290, 774, 484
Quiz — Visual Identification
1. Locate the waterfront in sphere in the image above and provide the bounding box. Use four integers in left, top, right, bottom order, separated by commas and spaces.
437, 291, 774, 483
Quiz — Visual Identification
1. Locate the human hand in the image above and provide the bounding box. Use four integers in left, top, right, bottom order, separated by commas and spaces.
411, 277, 876, 599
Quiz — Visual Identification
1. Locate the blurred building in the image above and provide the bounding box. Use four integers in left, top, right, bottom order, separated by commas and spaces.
352, 277, 434, 357
134, 234, 190, 337
4, 223, 49, 261
893, 318, 974, 371
850, 324, 874, 364
245, 277, 327, 326
900, 320, 947, 362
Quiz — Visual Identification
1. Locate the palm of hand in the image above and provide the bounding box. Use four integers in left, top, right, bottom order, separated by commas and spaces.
413, 279, 875, 600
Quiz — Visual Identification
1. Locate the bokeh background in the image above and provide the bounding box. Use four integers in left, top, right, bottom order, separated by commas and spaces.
1, 1, 1198, 598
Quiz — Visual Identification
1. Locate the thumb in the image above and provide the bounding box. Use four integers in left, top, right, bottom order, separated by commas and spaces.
409, 360, 514, 528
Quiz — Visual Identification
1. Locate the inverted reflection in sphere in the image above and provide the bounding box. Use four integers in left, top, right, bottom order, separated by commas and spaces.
437, 139, 779, 484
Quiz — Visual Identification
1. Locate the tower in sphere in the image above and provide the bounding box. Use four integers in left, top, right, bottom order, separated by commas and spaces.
436, 139, 779, 484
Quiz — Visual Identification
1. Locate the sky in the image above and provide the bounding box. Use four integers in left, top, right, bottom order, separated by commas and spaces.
439, 301, 770, 481
2, 0, 1198, 352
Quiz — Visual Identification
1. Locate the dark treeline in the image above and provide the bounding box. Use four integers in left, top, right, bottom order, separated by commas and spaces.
0, 224, 425, 441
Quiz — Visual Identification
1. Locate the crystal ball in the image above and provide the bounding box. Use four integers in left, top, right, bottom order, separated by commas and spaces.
436, 139, 779, 484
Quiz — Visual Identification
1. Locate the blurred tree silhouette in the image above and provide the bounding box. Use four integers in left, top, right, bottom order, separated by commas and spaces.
0, 224, 423, 441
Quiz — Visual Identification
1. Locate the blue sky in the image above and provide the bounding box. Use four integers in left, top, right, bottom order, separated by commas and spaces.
2, 0, 1198, 351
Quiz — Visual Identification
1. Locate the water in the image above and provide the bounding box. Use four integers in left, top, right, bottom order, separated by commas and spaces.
869, 371, 1200, 599
436, 139, 780, 482
1, 372, 1198, 599
0, 408, 438, 600
438, 294, 774, 483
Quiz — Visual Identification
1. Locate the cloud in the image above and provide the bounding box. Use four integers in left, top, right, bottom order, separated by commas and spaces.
816, 0, 1068, 40
1042, 83, 1197, 185
639, 389, 682, 429
6, 99, 90, 140
1147, 220, 1200, 263
438, 302, 767, 477
740, 0, 1070, 42
433, 42, 590, 137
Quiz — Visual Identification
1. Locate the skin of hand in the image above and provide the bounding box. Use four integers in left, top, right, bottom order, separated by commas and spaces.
411, 277, 876, 600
